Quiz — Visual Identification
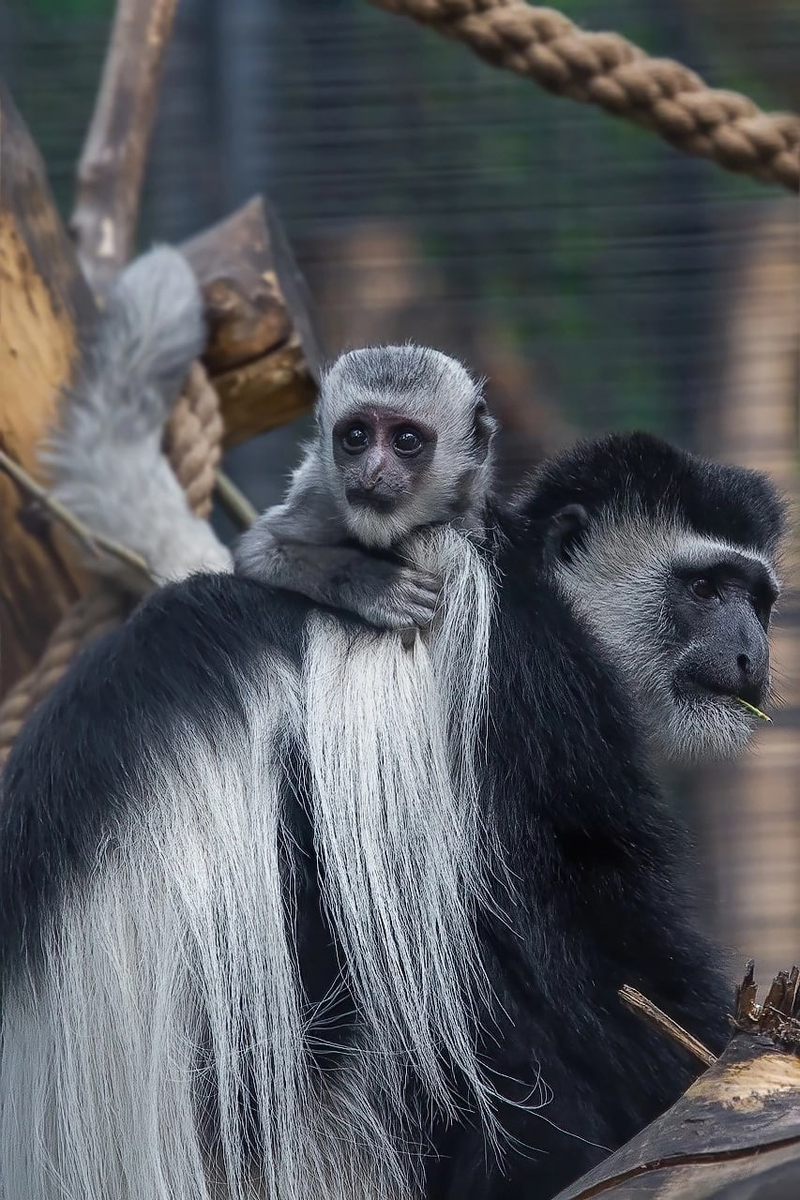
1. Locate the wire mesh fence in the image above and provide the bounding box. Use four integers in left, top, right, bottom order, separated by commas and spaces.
1, 0, 798, 977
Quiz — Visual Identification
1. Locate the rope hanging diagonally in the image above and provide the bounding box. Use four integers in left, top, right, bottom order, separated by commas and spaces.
0, 363, 224, 767
368, 0, 800, 192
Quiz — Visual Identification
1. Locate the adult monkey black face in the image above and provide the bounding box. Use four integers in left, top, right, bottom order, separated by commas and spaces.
529, 435, 782, 765
0, 433, 785, 1200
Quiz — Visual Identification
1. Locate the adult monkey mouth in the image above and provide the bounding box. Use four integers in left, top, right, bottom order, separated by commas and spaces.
678, 676, 769, 714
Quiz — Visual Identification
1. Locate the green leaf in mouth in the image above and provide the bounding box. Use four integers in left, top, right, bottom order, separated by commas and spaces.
736, 697, 772, 723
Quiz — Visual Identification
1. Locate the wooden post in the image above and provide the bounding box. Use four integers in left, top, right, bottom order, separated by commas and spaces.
0, 81, 97, 693
70, 0, 180, 295
695, 204, 800, 982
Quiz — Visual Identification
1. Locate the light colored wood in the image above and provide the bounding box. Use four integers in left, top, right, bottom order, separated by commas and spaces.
0, 81, 96, 695
619, 985, 717, 1067
70, 0, 180, 295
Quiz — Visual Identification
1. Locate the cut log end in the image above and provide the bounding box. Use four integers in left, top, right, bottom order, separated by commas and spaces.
181, 197, 323, 442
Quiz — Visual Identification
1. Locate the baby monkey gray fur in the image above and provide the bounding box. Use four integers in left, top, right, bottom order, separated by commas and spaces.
235, 345, 497, 631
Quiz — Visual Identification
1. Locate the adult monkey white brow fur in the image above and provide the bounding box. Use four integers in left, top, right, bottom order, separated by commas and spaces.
234, 344, 497, 632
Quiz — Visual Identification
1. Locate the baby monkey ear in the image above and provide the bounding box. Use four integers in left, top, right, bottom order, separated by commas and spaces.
472, 399, 498, 462
545, 503, 589, 564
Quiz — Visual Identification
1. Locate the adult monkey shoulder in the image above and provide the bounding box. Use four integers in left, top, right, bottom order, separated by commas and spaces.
0, 573, 313, 979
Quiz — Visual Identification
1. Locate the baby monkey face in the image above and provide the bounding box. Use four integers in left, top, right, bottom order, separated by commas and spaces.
332, 407, 438, 513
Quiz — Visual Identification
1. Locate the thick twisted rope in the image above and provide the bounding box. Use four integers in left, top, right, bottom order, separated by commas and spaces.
0, 587, 129, 760
163, 361, 224, 520
0, 365, 224, 766
369, 0, 800, 191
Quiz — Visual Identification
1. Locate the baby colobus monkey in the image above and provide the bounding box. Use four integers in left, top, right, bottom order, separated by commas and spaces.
235, 344, 497, 631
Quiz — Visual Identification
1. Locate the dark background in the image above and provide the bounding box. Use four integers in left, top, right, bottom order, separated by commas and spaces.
1, 0, 798, 980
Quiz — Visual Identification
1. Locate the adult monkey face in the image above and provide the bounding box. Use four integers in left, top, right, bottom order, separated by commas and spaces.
528, 434, 785, 766
669, 547, 776, 710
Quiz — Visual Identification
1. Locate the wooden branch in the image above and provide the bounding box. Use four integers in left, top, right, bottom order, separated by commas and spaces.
214, 472, 258, 530
620, 986, 717, 1068
555, 964, 800, 1199
0, 80, 97, 696
0, 450, 152, 588
70, 0, 179, 294
211, 334, 317, 449
181, 197, 323, 447
182, 198, 293, 374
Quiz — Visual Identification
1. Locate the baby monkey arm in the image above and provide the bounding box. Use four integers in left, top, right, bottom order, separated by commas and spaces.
235, 485, 439, 631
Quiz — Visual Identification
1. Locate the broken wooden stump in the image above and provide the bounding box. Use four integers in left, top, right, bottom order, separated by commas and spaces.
181, 196, 322, 448
554, 963, 800, 1199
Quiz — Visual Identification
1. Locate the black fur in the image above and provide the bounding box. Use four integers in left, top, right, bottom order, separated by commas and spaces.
0, 432, 782, 1199
425, 503, 731, 1197
516, 431, 786, 555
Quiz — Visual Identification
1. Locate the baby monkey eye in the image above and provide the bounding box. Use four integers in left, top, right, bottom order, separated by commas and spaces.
342, 425, 369, 453
690, 578, 717, 601
393, 428, 423, 457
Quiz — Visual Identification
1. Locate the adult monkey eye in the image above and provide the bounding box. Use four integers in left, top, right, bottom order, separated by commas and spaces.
690, 578, 717, 601
393, 428, 423, 457
342, 425, 369, 453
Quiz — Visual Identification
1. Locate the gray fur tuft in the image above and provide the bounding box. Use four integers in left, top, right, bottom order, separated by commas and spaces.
43, 246, 232, 591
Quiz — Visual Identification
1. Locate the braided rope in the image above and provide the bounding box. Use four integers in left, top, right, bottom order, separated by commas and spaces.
0, 588, 128, 764
163, 361, 224, 520
0, 365, 225, 766
369, 0, 800, 191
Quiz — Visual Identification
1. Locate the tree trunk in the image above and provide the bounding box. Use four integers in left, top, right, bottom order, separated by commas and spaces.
0, 81, 96, 693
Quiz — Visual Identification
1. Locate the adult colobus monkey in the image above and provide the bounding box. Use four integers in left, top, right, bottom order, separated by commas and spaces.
236, 345, 496, 633
0, 429, 784, 1200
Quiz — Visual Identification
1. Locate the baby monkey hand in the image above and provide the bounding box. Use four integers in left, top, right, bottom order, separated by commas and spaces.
343, 560, 441, 633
